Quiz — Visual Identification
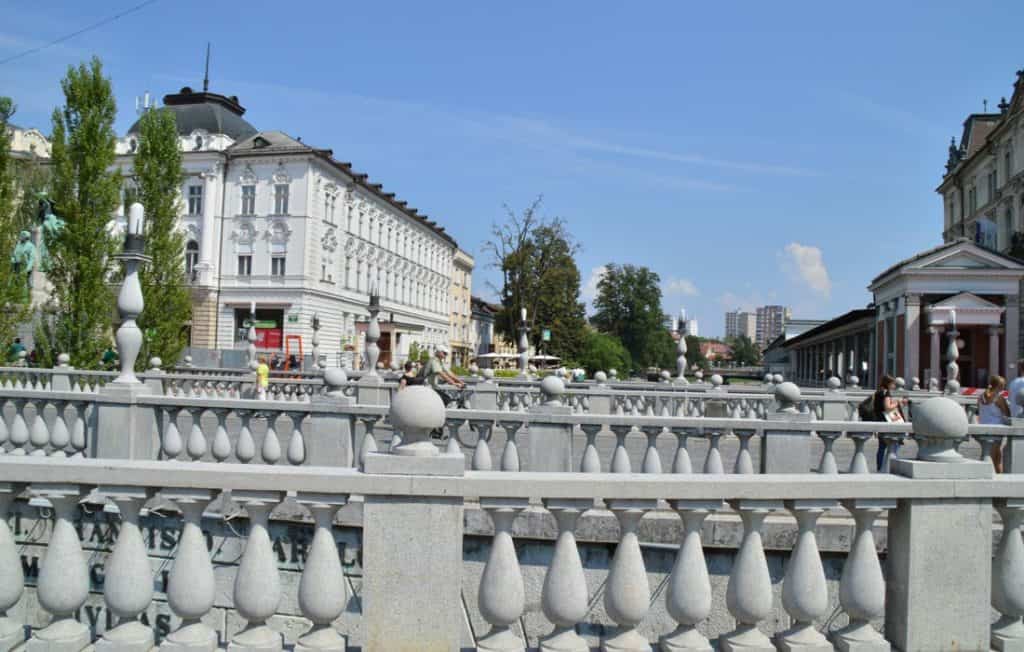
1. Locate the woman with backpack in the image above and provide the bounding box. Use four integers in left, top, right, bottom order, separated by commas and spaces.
874, 374, 906, 470
978, 374, 1010, 472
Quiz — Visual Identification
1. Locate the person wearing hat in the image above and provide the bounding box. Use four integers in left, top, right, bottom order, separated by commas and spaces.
423, 345, 465, 405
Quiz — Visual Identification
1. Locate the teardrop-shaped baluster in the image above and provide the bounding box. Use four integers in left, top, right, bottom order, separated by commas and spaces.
848, 432, 871, 474
660, 501, 720, 652
236, 410, 256, 463
358, 416, 378, 468
721, 500, 779, 651
28, 402, 50, 456
98, 487, 155, 651
830, 500, 893, 650
776, 500, 833, 650
162, 489, 218, 650
262, 414, 282, 464
287, 412, 306, 465
186, 408, 207, 460
70, 401, 87, 457
602, 500, 654, 651
30, 486, 90, 650
818, 432, 840, 474
471, 420, 493, 471
49, 402, 70, 457
580, 424, 602, 473
0, 484, 25, 651
230, 491, 285, 651
211, 409, 231, 462
0, 401, 9, 452
295, 494, 349, 650
610, 425, 632, 473
499, 421, 521, 472
641, 426, 662, 474
539, 499, 591, 652
703, 431, 724, 474
992, 499, 1024, 649
733, 430, 754, 475
162, 408, 183, 459
445, 418, 465, 455
477, 500, 527, 651
8, 401, 28, 455
669, 427, 692, 474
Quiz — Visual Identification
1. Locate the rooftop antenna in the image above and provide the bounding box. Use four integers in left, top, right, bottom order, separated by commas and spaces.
203, 42, 210, 92
983, 98, 989, 112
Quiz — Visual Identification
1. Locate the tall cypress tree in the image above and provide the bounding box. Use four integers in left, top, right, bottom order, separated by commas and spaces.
39, 58, 121, 368
133, 107, 190, 368
0, 97, 33, 349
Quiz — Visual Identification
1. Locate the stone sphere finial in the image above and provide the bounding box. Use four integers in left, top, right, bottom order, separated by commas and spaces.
895, 377, 906, 390
389, 385, 446, 456
482, 368, 495, 380
183, 355, 193, 367
324, 367, 349, 396
540, 375, 566, 406
912, 396, 970, 463
469, 363, 480, 377
827, 376, 841, 391
148, 357, 162, 371
775, 381, 802, 413
660, 370, 671, 383
849, 375, 860, 388
911, 377, 921, 391
594, 371, 608, 385
772, 373, 784, 384
710, 374, 723, 389
928, 377, 940, 392
944, 379, 961, 395
764, 373, 773, 384
608, 369, 618, 379
695, 369, 704, 382
56, 353, 70, 368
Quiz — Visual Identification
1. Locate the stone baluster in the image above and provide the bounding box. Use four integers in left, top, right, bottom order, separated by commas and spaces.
580, 424, 602, 473
499, 421, 522, 472
602, 499, 655, 651
0, 403, 8, 453
186, 407, 207, 461
262, 413, 283, 464
236, 410, 256, 463
776, 500, 835, 651
286, 412, 306, 465
358, 415, 379, 469
733, 429, 755, 474
29, 402, 50, 456
211, 409, 231, 462
721, 500, 780, 652
610, 425, 633, 473
669, 427, 693, 474
477, 499, 527, 651
8, 400, 27, 454
161, 489, 217, 652
830, 500, 893, 651
818, 431, 840, 474
49, 401, 70, 457
97, 487, 154, 652
992, 499, 1024, 651
703, 430, 724, 474
539, 499, 591, 652
847, 432, 871, 474
641, 426, 663, 473
0, 483, 24, 652
29, 485, 89, 652
295, 493, 349, 652
230, 491, 285, 651
70, 401, 87, 457
471, 420, 494, 471
660, 500, 721, 652
445, 417, 466, 456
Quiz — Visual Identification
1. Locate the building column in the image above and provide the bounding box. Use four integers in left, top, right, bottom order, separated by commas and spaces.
195, 166, 219, 286
928, 326, 942, 387
904, 294, 921, 382
990, 326, 1002, 382
1007, 295, 1020, 381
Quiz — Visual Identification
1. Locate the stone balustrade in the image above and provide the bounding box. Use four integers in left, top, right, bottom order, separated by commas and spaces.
0, 445, 1019, 651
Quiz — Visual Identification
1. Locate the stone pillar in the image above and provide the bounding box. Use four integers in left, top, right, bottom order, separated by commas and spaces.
308, 368, 357, 467
929, 326, 942, 388
1007, 294, 1020, 382
990, 326, 1002, 383
904, 294, 921, 383
760, 383, 812, 473
362, 386, 464, 651
527, 377, 573, 472
887, 397, 994, 651
470, 374, 499, 411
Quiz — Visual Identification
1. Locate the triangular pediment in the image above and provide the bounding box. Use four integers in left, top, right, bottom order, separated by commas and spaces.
929, 292, 1002, 311
913, 242, 1024, 271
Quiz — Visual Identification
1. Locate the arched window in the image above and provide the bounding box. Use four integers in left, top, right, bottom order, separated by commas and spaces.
185, 241, 199, 280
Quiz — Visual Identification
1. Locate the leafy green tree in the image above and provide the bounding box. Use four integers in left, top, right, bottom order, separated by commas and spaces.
133, 107, 190, 368
483, 197, 587, 364
590, 263, 667, 370
37, 58, 121, 369
726, 334, 761, 366
577, 329, 631, 376
0, 97, 34, 348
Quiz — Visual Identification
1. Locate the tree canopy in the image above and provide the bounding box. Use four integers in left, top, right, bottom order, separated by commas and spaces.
726, 334, 761, 366
577, 329, 631, 376
590, 263, 668, 371
0, 97, 35, 348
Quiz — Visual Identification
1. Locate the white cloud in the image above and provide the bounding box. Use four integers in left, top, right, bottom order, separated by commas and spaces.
664, 277, 699, 297
582, 266, 607, 303
780, 242, 831, 298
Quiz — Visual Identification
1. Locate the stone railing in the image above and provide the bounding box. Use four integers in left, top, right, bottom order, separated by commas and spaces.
0, 405, 1019, 652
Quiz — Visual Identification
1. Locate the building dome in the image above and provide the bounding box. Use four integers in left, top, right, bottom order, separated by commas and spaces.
126, 87, 257, 140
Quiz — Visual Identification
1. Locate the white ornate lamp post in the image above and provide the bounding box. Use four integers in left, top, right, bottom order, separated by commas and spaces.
365, 291, 381, 377
311, 313, 322, 370
113, 203, 151, 385
246, 300, 257, 370
518, 307, 529, 378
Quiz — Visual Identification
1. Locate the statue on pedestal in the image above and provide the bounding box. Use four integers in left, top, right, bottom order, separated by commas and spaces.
36, 193, 64, 273
10, 230, 35, 295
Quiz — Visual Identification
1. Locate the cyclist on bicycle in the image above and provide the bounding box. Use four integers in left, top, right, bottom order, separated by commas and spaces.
423, 345, 465, 406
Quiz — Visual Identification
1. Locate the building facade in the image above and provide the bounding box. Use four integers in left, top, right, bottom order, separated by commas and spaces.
725, 309, 756, 340
939, 69, 1024, 253
111, 87, 460, 366
755, 305, 790, 348
449, 249, 474, 367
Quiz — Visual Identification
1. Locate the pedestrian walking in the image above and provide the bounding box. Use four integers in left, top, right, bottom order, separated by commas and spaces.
256, 355, 270, 400
874, 374, 906, 470
979, 374, 1010, 473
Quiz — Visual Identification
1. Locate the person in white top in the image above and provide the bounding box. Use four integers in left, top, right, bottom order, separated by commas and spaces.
1007, 360, 1024, 419
979, 374, 1011, 473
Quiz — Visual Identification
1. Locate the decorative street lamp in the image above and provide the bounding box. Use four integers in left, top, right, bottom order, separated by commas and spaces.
518, 307, 529, 378
113, 203, 151, 384
365, 289, 381, 377
247, 300, 257, 370
311, 312, 322, 370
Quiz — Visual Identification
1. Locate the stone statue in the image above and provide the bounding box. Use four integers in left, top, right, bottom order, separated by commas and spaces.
36, 192, 64, 272
10, 230, 35, 293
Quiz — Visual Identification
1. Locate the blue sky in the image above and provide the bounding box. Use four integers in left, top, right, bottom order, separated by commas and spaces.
2, 1, 1022, 337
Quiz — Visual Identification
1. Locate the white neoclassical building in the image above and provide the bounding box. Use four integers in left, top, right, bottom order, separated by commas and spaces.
112, 87, 462, 366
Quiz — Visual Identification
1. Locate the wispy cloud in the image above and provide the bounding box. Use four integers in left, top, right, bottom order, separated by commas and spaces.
664, 277, 699, 297
582, 265, 607, 309
779, 242, 831, 298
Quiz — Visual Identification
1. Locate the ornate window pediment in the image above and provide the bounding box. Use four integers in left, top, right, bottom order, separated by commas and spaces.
233, 222, 257, 254
272, 163, 291, 185
239, 165, 257, 185
267, 220, 292, 254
